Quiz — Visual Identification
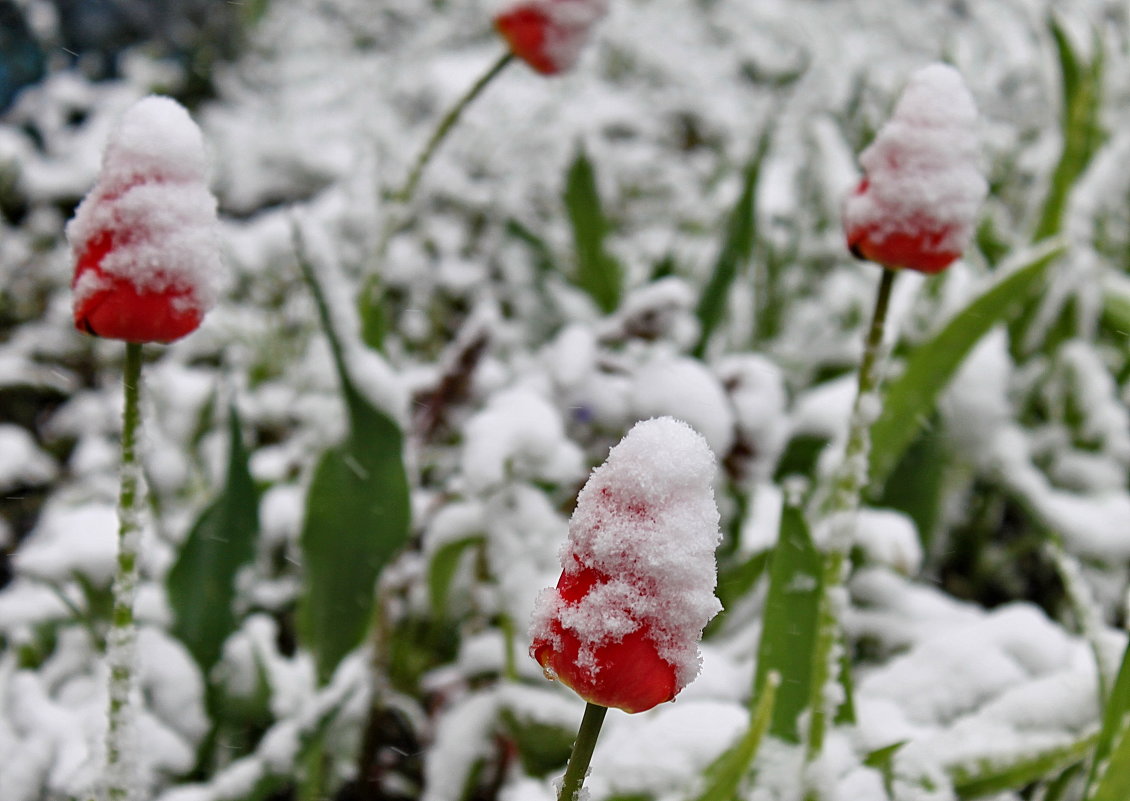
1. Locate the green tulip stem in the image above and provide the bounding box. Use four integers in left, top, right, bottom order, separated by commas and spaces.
558, 702, 609, 801
392, 50, 515, 206
104, 341, 145, 801
806, 266, 897, 772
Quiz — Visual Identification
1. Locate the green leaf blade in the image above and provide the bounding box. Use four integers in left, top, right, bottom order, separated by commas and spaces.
754, 501, 822, 743
692, 672, 779, 801
427, 535, 483, 618
294, 233, 413, 685
297, 402, 411, 685
1085, 639, 1130, 801
1090, 728, 1130, 801
952, 734, 1095, 799
694, 134, 769, 357
868, 244, 1064, 490
1034, 18, 1104, 242
167, 406, 259, 674
1102, 284, 1130, 336
564, 145, 622, 313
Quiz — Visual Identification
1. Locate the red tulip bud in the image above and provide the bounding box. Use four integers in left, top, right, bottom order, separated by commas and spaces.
69, 96, 222, 343
843, 64, 986, 273
530, 417, 722, 713
494, 0, 609, 76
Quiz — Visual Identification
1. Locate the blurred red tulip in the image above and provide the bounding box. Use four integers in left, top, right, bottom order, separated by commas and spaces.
494, 0, 608, 75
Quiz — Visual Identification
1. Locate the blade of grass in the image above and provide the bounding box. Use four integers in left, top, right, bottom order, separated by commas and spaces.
427, 536, 483, 618
754, 499, 822, 743
694, 131, 771, 357
167, 404, 259, 675
952, 733, 1096, 798
875, 415, 950, 553
293, 229, 412, 685
564, 145, 622, 313
1032, 17, 1105, 242
1008, 17, 1104, 356
691, 672, 780, 801
1089, 724, 1130, 801
1084, 638, 1130, 801
864, 741, 907, 799
1102, 283, 1130, 336
868, 240, 1066, 490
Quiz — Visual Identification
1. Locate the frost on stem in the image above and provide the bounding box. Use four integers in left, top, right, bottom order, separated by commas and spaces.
529, 416, 722, 713
843, 63, 986, 274
99, 345, 146, 801
68, 95, 222, 344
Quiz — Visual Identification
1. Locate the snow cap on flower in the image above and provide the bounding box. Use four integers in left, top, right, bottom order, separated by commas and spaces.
493, 0, 609, 75
68, 95, 222, 343
842, 63, 987, 273
529, 416, 722, 713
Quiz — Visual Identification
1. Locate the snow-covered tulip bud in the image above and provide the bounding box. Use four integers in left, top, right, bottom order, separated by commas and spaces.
494, 0, 609, 76
842, 63, 987, 274
68, 95, 223, 343
530, 416, 722, 713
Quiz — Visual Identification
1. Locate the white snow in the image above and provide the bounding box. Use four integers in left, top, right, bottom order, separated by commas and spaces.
420, 691, 500, 801
629, 355, 736, 456
587, 700, 747, 799
738, 481, 785, 555
716, 353, 789, 483
13, 502, 118, 587
460, 387, 586, 492
992, 426, 1130, 563
530, 416, 722, 692
789, 375, 857, 443
846, 568, 986, 656
482, 484, 570, 633
543, 324, 633, 429
1049, 340, 1130, 473
600, 277, 700, 349
858, 603, 1079, 726
939, 327, 1013, 469
852, 508, 923, 576
0, 425, 57, 491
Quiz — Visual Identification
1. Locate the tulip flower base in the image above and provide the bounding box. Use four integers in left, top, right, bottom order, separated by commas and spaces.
533, 565, 680, 713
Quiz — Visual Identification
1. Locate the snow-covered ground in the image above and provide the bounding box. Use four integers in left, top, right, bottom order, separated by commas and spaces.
1, 0, 1129, 799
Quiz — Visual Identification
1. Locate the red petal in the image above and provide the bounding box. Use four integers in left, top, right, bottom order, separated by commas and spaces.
494, 6, 561, 75
72, 230, 203, 343
532, 566, 679, 713
845, 218, 960, 274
